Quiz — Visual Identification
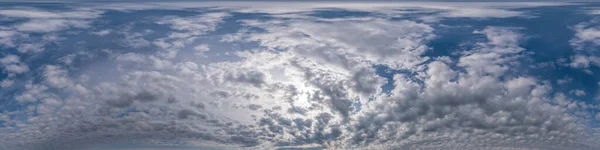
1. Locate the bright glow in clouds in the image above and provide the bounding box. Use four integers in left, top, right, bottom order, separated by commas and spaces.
0, 1, 599, 150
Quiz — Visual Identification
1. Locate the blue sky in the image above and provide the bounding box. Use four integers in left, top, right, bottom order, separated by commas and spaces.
1, 1, 600, 150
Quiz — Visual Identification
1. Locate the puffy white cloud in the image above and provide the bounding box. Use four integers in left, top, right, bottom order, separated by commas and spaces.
569, 19, 600, 73
571, 19, 600, 50
571, 89, 587, 96
151, 12, 229, 59
193, 44, 210, 57
43, 65, 76, 89
0, 55, 29, 74
459, 27, 524, 77
0, 29, 20, 47
0, 79, 13, 87
14, 82, 51, 103
115, 26, 153, 49
344, 26, 596, 149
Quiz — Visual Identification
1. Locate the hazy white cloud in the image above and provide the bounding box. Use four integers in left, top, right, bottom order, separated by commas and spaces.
17, 43, 45, 53
0, 8, 103, 38
0, 9, 101, 19
91, 29, 112, 36
15, 19, 90, 33
109, 2, 565, 17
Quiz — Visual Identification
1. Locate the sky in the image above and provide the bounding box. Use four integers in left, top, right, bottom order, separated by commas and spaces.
0, 1, 600, 150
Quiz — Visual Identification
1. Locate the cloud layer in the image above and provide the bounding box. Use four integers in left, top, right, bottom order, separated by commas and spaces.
0, 1, 599, 150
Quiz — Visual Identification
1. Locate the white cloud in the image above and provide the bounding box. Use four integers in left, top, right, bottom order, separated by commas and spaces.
0, 8, 103, 39
585, 7, 600, 15
0, 55, 29, 74
15, 19, 90, 33
571, 89, 586, 96
157, 13, 228, 32
17, 43, 45, 53
0, 79, 14, 87
14, 82, 51, 103
226, 17, 434, 70
441, 8, 523, 18
568, 18, 600, 73
346, 27, 594, 149
103, 2, 565, 17
91, 29, 112, 36
148, 12, 229, 59
43, 65, 75, 89
0, 9, 101, 19
571, 19, 600, 50
116, 53, 147, 63
459, 27, 524, 77
193, 44, 210, 56
0, 29, 20, 47
557, 76, 573, 85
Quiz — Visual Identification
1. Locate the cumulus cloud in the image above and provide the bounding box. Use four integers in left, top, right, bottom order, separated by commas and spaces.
569, 18, 600, 73
0, 79, 14, 87
0, 55, 29, 74
193, 44, 210, 57
571, 19, 600, 50
152, 12, 229, 58
0, 29, 20, 47
571, 89, 587, 96
342, 27, 595, 149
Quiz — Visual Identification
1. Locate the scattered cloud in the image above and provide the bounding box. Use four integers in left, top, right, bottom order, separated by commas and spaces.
571, 19, 600, 50
0, 55, 29, 74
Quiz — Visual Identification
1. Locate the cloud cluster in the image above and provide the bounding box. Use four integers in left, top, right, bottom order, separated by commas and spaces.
347, 27, 595, 149
569, 18, 600, 73
0, 7, 102, 57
